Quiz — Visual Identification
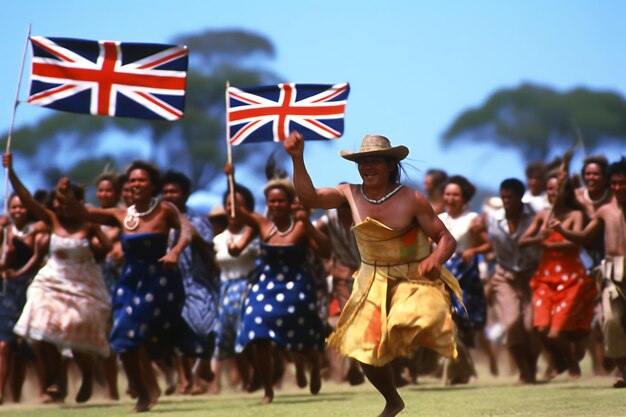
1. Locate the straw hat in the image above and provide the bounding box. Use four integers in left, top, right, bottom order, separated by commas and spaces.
339, 135, 409, 162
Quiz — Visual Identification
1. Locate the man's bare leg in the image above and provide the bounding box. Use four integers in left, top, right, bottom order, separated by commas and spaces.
360, 362, 405, 417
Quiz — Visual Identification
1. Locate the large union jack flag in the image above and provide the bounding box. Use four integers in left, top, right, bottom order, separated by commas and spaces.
226, 83, 350, 145
27, 36, 188, 121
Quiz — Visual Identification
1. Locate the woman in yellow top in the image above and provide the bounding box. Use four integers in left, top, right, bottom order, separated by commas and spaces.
283, 131, 459, 417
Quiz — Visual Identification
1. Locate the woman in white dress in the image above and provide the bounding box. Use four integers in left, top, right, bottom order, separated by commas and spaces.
3, 152, 112, 404
438, 175, 489, 384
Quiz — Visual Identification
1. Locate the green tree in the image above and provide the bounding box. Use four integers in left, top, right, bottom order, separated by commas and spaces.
442, 83, 626, 162
2, 29, 281, 194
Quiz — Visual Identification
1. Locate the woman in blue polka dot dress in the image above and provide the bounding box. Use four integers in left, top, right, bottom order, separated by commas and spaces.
58, 161, 201, 413
225, 165, 328, 404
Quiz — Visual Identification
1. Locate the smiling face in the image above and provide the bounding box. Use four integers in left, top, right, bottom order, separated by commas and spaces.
161, 182, 186, 211
9, 195, 28, 227
266, 187, 291, 221
443, 183, 465, 214
583, 163, 607, 194
357, 156, 393, 186
96, 179, 120, 209
128, 168, 156, 204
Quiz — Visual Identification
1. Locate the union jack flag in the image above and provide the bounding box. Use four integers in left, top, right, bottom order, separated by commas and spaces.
226, 83, 350, 145
27, 36, 188, 121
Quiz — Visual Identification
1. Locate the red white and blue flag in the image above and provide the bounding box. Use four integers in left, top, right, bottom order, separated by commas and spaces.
27, 36, 188, 121
226, 83, 350, 145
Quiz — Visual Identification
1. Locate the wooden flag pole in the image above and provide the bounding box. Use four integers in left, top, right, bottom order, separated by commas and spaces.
225, 81, 235, 218
2, 24, 31, 294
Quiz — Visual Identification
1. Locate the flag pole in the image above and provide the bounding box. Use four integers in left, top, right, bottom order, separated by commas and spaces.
225, 81, 235, 218
2, 24, 31, 294
6, 24, 31, 154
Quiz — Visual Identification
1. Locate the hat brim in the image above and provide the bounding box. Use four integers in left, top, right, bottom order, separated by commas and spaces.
339, 145, 409, 162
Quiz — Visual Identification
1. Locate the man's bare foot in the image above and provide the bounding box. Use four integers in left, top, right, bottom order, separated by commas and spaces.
75, 377, 93, 403
379, 398, 405, 417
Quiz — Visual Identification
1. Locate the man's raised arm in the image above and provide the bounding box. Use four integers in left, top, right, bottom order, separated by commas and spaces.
284, 131, 347, 210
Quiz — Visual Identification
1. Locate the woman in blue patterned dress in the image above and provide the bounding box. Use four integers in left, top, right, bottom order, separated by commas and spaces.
0, 194, 47, 403
57, 160, 199, 413
438, 175, 489, 384
226, 164, 328, 404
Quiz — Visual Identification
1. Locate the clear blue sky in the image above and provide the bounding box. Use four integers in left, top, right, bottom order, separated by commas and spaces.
1, 0, 624, 209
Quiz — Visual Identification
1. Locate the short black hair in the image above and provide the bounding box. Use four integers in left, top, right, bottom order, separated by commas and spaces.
581, 155, 609, 180
125, 160, 161, 195
608, 156, 626, 179
223, 183, 255, 212
161, 170, 192, 196
499, 178, 525, 198
95, 172, 121, 194
45, 181, 85, 210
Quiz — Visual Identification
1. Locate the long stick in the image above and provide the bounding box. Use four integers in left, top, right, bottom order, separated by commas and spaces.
2, 24, 31, 294
225, 81, 235, 218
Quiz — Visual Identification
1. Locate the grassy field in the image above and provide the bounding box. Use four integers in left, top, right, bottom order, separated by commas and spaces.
1, 372, 625, 417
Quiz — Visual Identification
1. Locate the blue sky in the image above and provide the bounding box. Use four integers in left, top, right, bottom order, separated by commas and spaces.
1, 0, 624, 210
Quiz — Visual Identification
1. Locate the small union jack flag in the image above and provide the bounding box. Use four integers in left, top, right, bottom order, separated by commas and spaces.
226, 83, 350, 145
27, 36, 188, 121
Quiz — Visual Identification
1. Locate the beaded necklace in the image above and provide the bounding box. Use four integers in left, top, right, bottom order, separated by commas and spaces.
583, 188, 609, 206
265, 217, 295, 240
360, 184, 404, 204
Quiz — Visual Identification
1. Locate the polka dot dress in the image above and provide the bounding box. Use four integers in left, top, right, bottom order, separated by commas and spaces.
110, 233, 210, 358
530, 231, 597, 333
235, 243, 324, 353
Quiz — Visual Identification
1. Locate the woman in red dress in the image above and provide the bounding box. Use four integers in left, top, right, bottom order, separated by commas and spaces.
520, 171, 597, 378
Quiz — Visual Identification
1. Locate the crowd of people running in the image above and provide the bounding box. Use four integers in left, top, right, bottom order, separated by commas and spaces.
0, 133, 623, 415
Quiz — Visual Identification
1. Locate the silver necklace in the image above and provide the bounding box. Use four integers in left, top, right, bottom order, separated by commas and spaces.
124, 197, 159, 231
360, 184, 404, 204
583, 188, 609, 205
269, 217, 295, 237
10, 224, 31, 239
